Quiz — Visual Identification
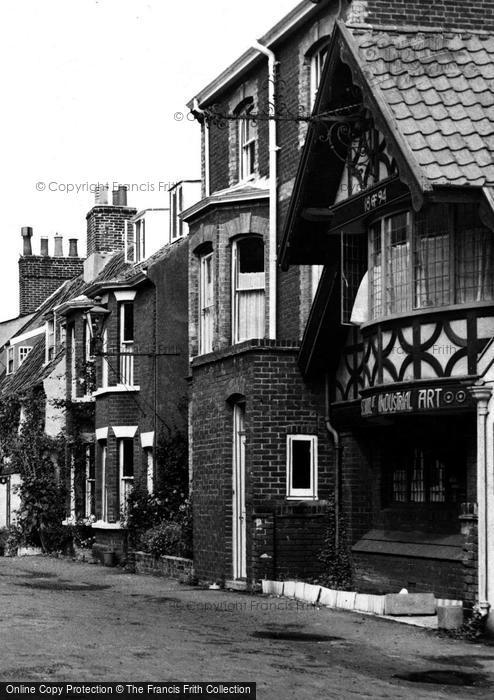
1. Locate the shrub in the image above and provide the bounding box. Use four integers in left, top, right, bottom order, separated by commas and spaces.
0, 528, 9, 556
140, 521, 183, 558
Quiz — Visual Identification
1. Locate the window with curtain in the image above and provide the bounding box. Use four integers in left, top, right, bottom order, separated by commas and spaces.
232, 237, 265, 343
199, 251, 214, 355
414, 205, 451, 308
456, 204, 494, 303
369, 212, 411, 319
369, 204, 494, 321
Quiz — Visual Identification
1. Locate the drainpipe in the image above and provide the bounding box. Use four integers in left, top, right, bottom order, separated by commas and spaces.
470, 383, 493, 623
253, 41, 278, 340
325, 373, 342, 549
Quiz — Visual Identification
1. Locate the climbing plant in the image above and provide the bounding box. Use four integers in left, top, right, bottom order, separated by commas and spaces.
7, 387, 69, 552
317, 493, 354, 590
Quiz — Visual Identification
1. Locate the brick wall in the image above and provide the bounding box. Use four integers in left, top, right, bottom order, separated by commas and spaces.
86, 205, 137, 256
18, 255, 84, 315
348, 0, 494, 31
190, 342, 333, 584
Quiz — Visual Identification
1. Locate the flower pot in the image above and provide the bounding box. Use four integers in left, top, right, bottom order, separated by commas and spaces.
103, 550, 116, 567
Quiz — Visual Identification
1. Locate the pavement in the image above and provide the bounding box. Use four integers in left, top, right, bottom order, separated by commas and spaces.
1, 555, 494, 699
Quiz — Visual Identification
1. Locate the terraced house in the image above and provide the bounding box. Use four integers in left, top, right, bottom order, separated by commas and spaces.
0, 184, 195, 562
280, 1, 494, 628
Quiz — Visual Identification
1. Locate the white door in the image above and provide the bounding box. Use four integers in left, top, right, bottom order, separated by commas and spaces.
232, 403, 247, 579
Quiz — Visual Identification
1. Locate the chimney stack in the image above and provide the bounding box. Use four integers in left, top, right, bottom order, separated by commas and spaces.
21, 227, 33, 256
54, 235, 63, 257
68, 238, 79, 257
40, 237, 49, 256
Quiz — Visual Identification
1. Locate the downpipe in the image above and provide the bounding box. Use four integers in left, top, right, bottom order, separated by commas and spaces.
325, 373, 343, 549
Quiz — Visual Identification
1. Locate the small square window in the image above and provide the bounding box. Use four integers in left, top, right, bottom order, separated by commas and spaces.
287, 435, 318, 499
18, 346, 32, 366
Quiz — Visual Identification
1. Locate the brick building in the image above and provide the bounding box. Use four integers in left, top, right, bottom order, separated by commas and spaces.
56, 189, 190, 562
184, 0, 355, 588
280, 1, 494, 624
0, 186, 192, 560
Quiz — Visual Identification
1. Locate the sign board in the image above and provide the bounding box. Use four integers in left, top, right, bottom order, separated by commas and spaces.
361, 384, 472, 418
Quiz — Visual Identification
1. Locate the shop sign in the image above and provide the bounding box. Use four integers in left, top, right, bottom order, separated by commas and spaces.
361, 384, 471, 417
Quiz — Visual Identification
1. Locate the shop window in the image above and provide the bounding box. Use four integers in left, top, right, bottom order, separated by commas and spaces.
232, 237, 265, 343
119, 437, 134, 513
237, 100, 256, 181
199, 251, 214, 354
287, 435, 318, 499
384, 444, 462, 505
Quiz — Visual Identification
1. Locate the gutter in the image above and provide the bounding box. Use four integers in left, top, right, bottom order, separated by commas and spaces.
253, 41, 278, 340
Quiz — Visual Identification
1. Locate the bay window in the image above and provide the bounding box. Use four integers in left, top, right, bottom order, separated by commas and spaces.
232, 237, 265, 343
368, 204, 494, 321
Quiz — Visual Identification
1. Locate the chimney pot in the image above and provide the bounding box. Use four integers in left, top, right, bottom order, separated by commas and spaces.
95, 184, 109, 206
40, 237, 49, 256
21, 227, 33, 256
68, 238, 78, 257
115, 185, 128, 207
54, 235, 63, 257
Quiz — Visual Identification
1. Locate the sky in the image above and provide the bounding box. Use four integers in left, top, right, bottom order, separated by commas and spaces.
0, 0, 301, 321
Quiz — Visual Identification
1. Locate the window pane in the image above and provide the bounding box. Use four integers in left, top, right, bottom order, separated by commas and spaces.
414, 205, 450, 308
122, 439, 134, 477
234, 238, 265, 342
370, 223, 382, 319
385, 212, 410, 315
122, 303, 134, 342
292, 440, 312, 490
456, 204, 494, 303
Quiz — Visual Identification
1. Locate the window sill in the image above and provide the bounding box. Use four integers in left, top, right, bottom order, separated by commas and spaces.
286, 496, 319, 501
91, 520, 124, 530
93, 385, 140, 397
361, 299, 494, 330
71, 395, 95, 403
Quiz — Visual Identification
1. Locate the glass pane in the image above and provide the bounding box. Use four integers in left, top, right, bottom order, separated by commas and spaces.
122, 303, 134, 342
292, 440, 312, 490
456, 204, 494, 303
414, 205, 450, 308
385, 212, 410, 314
122, 439, 134, 478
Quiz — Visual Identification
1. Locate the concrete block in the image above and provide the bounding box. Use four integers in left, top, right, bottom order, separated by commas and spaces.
369, 595, 385, 615
336, 590, 357, 610
384, 593, 436, 616
283, 580, 296, 598
272, 581, 284, 597
261, 580, 274, 595
355, 593, 370, 612
319, 587, 338, 607
294, 581, 306, 600
303, 584, 321, 604
437, 605, 464, 630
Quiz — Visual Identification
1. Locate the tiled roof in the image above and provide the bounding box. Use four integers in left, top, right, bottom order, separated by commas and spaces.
0, 337, 63, 397
350, 28, 494, 186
